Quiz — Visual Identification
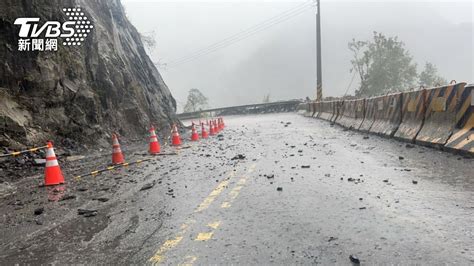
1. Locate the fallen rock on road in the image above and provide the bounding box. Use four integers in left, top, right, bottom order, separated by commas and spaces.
78, 209, 98, 217
140, 181, 156, 191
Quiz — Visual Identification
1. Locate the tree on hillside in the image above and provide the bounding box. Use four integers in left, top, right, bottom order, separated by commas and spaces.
419, 62, 447, 87
348, 40, 370, 96
349, 32, 418, 96
183, 88, 208, 112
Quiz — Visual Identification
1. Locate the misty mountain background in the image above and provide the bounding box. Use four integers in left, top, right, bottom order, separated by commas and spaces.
122, 0, 473, 112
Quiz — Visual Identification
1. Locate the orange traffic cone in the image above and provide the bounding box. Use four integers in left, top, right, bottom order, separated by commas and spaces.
149, 125, 161, 154
191, 123, 199, 141
209, 120, 216, 136
112, 133, 125, 164
215, 119, 220, 133
171, 124, 182, 146
44, 141, 65, 186
201, 122, 209, 138
220, 117, 225, 129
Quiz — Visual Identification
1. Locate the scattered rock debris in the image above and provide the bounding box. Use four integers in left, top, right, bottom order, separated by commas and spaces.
231, 154, 246, 160
97, 197, 109, 202
60, 195, 76, 201
33, 159, 46, 166
34, 207, 44, 215
349, 254, 360, 264
78, 209, 98, 217
140, 181, 155, 191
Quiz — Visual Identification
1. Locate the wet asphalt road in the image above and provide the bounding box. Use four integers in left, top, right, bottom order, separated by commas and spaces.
1, 113, 473, 264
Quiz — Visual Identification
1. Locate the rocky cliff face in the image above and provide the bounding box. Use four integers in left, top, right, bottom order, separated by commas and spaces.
0, 0, 177, 149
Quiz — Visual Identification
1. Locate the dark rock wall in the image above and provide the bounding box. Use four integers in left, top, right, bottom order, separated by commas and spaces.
0, 0, 177, 149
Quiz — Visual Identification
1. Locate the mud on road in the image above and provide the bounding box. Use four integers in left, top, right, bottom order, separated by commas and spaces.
0, 113, 473, 264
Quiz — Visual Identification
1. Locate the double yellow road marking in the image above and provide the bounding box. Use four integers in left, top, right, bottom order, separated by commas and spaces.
221, 164, 255, 209
149, 220, 195, 263
149, 163, 257, 264
207, 221, 221, 230
179, 255, 198, 266
221, 180, 244, 209
195, 174, 233, 213
149, 172, 234, 263
195, 221, 222, 241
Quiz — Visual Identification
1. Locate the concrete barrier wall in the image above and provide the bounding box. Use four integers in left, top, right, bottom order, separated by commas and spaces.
310, 101, 316, 117
394, 89, 427, 142
335, 99, 366, 129
369, 93, 402, 137
334, 100, 351, 127
312, 101, 321, 117
297, 103, 307, 115
416, 83, 465, 146
353, 99, 366, 130
298, 83, 472, 155
329, 101, 337, 122
359, 98, 376, 132
331, 100, 344, 123
319, 101, 332, 120
304, 102, 313, 117
445, 83, 473, 153
319, 101, 323, 117
317, 101, 322, 117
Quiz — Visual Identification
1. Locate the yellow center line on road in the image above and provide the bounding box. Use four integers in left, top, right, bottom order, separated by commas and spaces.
195, 232, 214, 241
179, 255, 198, 266
149, 219, 196, 264
149, 162, 257, 264
221, 202, 231, 208
194, 221, 221, 241
248, 163, 256, 173
195, 173, 234, 213
195, 220, 221, 241
220, 163, 256, 209
220, 182, 244, 209
207, 221, 221, 229
149, 170, 236, 264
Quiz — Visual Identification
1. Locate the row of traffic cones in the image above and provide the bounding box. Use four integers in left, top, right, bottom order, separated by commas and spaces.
172, 117, 225, 144
113, 125, 163, 165
44, 118, 226, 186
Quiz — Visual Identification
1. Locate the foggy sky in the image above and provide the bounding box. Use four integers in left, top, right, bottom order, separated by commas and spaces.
122, 0, 473, 112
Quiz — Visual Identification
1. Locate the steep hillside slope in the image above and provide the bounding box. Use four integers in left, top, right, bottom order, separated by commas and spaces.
0, 0, 177, 149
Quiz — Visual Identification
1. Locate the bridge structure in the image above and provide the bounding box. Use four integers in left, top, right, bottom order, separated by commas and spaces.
176, 100, 302, 120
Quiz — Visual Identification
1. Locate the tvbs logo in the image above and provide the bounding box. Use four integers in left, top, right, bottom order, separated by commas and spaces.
14, 7, 93, 52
